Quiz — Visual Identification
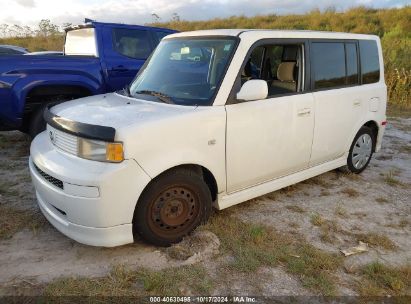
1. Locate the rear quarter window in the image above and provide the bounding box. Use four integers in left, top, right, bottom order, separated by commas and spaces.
359, 40, 380, 84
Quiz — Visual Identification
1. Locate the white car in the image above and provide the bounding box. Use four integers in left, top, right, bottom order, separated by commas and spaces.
30, 29, 387, 247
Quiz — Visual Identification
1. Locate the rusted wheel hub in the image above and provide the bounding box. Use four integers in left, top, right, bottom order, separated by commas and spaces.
149, 186, 199, 237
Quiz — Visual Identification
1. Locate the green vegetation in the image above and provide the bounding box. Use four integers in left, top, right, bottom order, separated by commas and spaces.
0, 205, 46, 239
203, 212, 343, 295
383, 170, 404, 186
358, 262, 411, 296
0, 7, 410, 108
341, 187, 360, 197
44, 264, 213, 296
354, 232, 397, 250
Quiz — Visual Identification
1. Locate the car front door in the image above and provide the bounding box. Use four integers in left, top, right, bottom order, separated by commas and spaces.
225, 41, 315, 193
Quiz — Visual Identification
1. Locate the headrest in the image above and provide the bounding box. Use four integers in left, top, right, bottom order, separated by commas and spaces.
277, 62, 296, 82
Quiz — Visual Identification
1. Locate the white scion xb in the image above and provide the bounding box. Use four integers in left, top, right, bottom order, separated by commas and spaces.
30, 29, 387, 247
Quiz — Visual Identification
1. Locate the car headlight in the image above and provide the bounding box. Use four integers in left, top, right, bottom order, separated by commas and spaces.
78, 138, 124, 163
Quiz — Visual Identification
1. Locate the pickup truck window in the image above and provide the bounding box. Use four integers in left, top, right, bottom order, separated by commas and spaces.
154, 31, 171, 43
129, 37, 237, 106
65, 28, 98, 56
112, 28, 152, 59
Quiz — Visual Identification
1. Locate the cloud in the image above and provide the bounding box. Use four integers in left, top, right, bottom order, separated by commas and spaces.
0, 0, 408, 27
15, 0, 36, 8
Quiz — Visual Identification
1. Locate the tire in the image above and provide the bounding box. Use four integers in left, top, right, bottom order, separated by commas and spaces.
345, 126, 374, 174
28, 104, 48, 138
133, 168, 212, 246
28, 96, 75, 138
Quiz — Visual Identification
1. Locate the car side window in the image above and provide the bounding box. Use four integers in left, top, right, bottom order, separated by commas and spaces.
240, 43, 303, 98
346, 43, 359, 85
312, 42, 346, 89
112, 28, 152, 59
0, 47, 20, 55
359, 40, 380, 84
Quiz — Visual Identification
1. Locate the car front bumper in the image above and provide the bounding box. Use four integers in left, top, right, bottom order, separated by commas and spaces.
30, 132, 151, 247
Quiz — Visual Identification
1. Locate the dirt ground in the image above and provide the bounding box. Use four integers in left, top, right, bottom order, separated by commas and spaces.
0, 114, 410, 296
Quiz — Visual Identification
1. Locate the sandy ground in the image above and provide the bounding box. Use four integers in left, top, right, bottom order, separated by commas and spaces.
0, 115, 410, 295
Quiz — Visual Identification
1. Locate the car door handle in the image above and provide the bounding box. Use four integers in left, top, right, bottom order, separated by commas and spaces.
111, 66, 129, 72
297, 108, 311, 116
353, 100, 361, 106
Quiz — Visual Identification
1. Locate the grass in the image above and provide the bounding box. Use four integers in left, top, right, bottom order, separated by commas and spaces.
310, 213, 325, 226
286, 205, 305, 213
387, 104, 411, 118
341, 188, 360, 198
358, 262, 411, 296
354, 232, 397, 250
334, 205, 348, 218
0, 205, 46, 239
312, 216, 343, 244
45, 264, 213, 297
320, 189, 331, 196
375, 197, 389, 204
383, 171, 404, 187
203, 212, 343, 295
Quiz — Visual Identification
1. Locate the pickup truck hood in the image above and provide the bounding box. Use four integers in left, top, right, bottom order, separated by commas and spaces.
51, 93, 196, 130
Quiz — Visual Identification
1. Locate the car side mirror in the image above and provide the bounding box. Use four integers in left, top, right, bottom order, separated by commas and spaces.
236, 79, 268, 102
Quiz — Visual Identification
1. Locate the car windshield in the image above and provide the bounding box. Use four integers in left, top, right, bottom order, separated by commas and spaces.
129, 37, 237, 106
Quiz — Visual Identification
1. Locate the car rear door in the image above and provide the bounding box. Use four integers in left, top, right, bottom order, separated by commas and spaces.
309, 40, 364, 166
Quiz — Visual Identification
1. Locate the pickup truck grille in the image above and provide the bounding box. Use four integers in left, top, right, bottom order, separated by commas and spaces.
47, 125, 78, 155
34, 163, 64, 190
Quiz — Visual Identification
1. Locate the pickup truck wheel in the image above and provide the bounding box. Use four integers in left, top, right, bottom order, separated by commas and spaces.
133, 169, 212, 246
28, 104, 48, 138
345, 126, 374, 174
28, 97, 69, 138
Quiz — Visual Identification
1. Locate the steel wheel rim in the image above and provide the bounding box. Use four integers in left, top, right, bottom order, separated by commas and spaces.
352, 134, 372, 169
148, 185, 200, 237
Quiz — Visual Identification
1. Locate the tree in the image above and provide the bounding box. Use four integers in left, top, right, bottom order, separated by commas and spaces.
151, 13, 160, 23
37, 19, 60, 37
171, 13, 180, 22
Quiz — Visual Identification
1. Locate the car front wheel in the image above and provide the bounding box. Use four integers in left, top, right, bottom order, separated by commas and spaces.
133, 168, 212, 246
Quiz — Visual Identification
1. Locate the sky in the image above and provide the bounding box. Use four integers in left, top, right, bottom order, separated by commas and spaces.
0, 0, 409, 27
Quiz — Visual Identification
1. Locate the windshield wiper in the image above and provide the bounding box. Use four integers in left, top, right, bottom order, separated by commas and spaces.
135, 90, 175, 104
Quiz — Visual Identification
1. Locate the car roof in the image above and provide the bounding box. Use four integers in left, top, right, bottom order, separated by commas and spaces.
65, 21, 176, 34
166, 29, 379, 41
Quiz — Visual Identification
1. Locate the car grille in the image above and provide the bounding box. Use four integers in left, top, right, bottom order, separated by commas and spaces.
34, 163, 64, 190
47, 125, 78, 155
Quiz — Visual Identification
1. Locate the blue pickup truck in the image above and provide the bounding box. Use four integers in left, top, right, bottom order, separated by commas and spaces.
0, 21, 176, 136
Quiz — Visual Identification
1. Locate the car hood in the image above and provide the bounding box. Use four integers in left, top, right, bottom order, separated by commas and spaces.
50, 93, 197, 130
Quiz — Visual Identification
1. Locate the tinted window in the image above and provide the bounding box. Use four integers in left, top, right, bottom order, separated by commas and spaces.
0, 47, 22, 55
360, 40, 380, 84
312, 42, 346, 89
112, 28, 151, 59
346, 43, 359, 85
154, 31, 170, 43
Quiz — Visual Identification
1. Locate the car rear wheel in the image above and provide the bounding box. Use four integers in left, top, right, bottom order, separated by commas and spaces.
345, 126, 374, 174
133, 168, 212, 246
